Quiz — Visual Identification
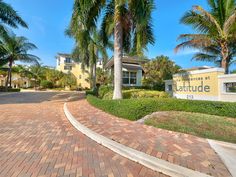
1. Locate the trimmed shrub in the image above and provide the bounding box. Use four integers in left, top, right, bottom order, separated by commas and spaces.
86, 90, 96, 96
103, 89, 169, 100
8, 88, 21, 92
40, 80, 53, 89
0, 86, 20, 92
98, 85, 113, 98
87, 95, 236, 121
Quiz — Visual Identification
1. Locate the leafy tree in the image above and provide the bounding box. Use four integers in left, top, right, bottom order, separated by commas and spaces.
142, 56, 181, 90
58, 72, 77, 88
0, 33, 40, 90
40, 80, 53, 89
44, 68, 64, 86
28, 64, 46, 87
175, 0, 236, 74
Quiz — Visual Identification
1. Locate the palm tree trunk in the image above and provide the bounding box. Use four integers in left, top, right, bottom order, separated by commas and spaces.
5, 68, 10, 91
90, 64, 94, 89
221, 42, 230, 74
221, 59, 229, 74
93, 62, 97, 91
113, 5, 123, 99
9, 61, 13, 88
5, 60, 13, 91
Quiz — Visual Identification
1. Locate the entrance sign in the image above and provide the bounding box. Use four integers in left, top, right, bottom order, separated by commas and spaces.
172, 68, 225, 101
165, 68, 236, 102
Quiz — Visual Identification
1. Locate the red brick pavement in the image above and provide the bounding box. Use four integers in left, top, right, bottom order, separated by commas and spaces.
67, 94, 232, 177
0, 92, 166, 177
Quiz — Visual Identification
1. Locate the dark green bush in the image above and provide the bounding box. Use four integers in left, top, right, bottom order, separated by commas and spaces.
0, 86, 20, 92
87, 95, 236, 121
8, 88, 21, 92
86, 90, 96, 96
40, 80, 53, 89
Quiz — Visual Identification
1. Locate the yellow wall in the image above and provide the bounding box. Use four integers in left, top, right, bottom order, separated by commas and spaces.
173, 69, 224, 97
56, 57, 90, 89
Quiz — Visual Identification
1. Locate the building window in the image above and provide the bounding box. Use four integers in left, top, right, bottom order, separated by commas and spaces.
123, 71, 129, 84
64, 66, 72, 70
122, 71, 137, 85
225, 82, 236, 93
130, 72, 137, 84
65, 58, 72, 63
168, 85, 172, 91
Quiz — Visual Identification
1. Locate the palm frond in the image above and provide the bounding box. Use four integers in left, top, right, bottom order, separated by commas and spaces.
223, 10, 236, 34
0, 0, 28, 28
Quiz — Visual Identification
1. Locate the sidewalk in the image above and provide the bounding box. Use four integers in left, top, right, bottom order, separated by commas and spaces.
67, 94, 232, 177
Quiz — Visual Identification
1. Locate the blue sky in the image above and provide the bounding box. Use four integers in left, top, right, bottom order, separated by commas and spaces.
4, 0, 236, 71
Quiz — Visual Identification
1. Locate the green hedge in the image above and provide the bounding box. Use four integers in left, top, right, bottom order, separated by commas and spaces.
0, 87, 21, 92
103, 89, 169, 100
87, 95, 236, 121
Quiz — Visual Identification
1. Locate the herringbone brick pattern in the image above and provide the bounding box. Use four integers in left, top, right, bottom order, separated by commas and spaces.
0, 92, 166, 177
67, 93, 232, 177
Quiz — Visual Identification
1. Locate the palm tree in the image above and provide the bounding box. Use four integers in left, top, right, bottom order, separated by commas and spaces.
0, 0, 28, 36
68, 0, 155, 99
0, 33, 40, 90
101, 0, 155, 99
66, 1, 110, 91
175, 0, 236, 74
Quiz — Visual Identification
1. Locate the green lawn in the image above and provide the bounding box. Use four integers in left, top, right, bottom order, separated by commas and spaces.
145, 111, 236, 143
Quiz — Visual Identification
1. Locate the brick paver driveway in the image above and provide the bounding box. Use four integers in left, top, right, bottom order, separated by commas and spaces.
67, 93, 232, 177
0, 92, 165, 177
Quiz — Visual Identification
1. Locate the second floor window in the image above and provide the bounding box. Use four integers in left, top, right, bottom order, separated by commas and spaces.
65, 58, 72, 63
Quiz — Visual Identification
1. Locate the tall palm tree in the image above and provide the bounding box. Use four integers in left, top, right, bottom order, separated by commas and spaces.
67, 1, 110, 91
0, 0, 28, 36
0, 33, 40, 90
101, 0, 155, 99
175, 0, 236, 74
68, 0, 155, 99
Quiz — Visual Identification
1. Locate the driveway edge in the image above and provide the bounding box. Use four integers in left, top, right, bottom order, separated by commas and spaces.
208, 139, 235, 177
64, 103, 211, 177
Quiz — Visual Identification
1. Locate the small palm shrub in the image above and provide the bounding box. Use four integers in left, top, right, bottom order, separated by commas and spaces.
98, 85, 113, 98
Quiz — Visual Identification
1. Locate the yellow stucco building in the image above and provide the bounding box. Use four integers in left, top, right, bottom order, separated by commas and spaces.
56, 53, 90, 89
0, 73, 32, 88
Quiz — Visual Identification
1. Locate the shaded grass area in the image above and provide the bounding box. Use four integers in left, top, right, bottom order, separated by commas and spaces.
145, 111, 236, 143
87, 95, 236, 121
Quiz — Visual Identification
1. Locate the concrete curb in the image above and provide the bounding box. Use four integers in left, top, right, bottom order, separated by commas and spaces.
208, 139, 235, 177
64, 103, 211, 177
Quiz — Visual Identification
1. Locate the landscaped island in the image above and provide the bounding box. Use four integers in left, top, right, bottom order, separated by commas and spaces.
86, 86, 236, 143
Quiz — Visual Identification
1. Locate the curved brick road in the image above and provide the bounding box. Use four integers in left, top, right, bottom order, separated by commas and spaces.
0, 92, 165, 177
67, 93, 232, 177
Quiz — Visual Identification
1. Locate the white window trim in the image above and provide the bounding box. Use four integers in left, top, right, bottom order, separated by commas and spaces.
122, 71, 137, 86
